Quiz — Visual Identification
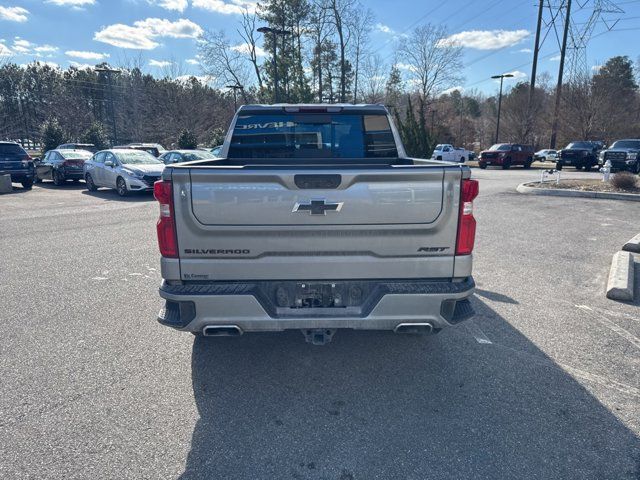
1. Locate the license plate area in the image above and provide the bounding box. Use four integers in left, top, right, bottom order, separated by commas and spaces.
292, 283, 346, 308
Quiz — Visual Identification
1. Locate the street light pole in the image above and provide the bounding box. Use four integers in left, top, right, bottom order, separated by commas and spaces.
491, 73, 513, 144
226, 84, 244, 111
257, 26, 291, 103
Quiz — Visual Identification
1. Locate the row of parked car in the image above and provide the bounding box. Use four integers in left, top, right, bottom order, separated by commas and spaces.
476, 139, 640, 173
0, 141, 223, 194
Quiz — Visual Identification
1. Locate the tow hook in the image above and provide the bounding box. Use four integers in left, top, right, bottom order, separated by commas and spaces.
302, 329, 336, 345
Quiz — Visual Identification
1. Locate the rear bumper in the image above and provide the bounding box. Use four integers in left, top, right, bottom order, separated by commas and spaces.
1, 169, 34, 182
157, 277, 475, 333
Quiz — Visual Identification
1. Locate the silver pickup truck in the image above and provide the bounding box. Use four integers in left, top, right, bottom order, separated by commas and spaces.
154, 104, 477, 344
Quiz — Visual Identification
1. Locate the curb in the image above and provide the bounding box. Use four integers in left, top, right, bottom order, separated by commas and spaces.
623, 234, 640, 253
516, 182, 640, 202
606, 251, 635, 302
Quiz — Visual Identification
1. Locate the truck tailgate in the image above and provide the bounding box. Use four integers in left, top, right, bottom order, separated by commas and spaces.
169, 165, 464, 281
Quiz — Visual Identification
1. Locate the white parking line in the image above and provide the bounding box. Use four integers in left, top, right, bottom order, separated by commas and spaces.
575, 304, 640, 351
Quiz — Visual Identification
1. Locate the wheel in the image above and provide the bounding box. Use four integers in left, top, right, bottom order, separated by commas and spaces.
556, 162, 563, 171
52, 169, 65, 186
460, 157, 465, 163
116, 177, 129, 197
540, 156, 546, 162
34, 175, 42, 184
85, 173, 98, 192
21, 179, 33, 189
575, 165, 582, 171
436, 156, 442, 161
584, 165, 592, 172
502, 158, 512, 169
524, 160, 532, 169
479, 163, 487, 169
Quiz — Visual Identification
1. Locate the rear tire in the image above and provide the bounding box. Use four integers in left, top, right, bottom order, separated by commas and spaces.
21, 179, 33, 189
52, 169, 65, 186
556, 162, 563, 171
116, 177, 129, 197
502, 158, 512, 169
479, 163, 487, 169
85, 173, 97, 192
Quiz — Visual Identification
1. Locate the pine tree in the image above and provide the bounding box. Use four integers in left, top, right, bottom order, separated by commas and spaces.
40, 118, 65, 153
177, 129, 198, 149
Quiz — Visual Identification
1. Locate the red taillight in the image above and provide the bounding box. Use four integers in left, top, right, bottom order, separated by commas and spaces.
455, 179, 479, 255
154, 180, 178, 258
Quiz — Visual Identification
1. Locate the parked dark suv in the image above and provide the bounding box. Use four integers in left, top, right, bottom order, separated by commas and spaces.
478, 143, 534, 169
556, 141, 602, 171
598, 139, 640, 174
0, 141, 35, 189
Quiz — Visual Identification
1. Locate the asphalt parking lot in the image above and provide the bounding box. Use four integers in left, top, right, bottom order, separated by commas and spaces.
1, 168, 639, 479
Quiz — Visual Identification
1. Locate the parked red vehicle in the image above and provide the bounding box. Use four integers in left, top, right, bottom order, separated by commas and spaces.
478, 143, 534, 169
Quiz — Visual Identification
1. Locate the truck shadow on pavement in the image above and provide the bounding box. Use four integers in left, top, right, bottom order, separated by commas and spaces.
180, 298, 640, 480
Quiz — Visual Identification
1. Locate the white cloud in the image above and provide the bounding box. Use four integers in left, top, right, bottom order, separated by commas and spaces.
66, 50, 109, 60
46, 0, 95, 6
69, 61, 94, 69
549, 54, 561, 61
192, 0, 257, 15
0, 6, 29, 22
149, 59, 172, 67
148, 0, 188, 11
176, 74, 215, 84
0, 43, 13, 57
21, 60, 59, 68
12, 39, 33, 53
34, 44, 58, 53
395, 62, 417, 73
230, 42, 267, 57
518, 48, 532, 53
500, 70, 527, 81
94, 18, 203, 50
375, 23, 393, 34
439, 29, 530, 50
441, 86, 464, 96
186, 58, 199, 65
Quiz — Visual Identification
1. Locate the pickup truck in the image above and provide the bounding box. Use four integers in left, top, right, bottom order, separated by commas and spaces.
598, 139, 640, 174
154, 104, 477, 345
431, 144, 470, 163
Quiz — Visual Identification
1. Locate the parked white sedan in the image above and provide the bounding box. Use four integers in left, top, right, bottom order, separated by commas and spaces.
84, 149, 165, 196
534, 149, 558, 162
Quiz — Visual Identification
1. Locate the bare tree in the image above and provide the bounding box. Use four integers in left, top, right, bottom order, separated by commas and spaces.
327, 0, 353, 102
237, 9, 263, 90
361, 53, 386, 103
198, 29, 250, 101
398, 24, 463, 104
347, 3, 373, 103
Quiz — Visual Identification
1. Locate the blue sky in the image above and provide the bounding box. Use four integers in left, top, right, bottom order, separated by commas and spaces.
1, 0, 639, 95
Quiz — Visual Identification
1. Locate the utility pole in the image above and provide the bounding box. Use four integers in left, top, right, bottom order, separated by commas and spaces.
257, 27, 291, 103
226, 84, 244, 112
95, 66, 121, 145
491, 73, 514, 144
549, 0, 572, 149
529, 0, 545, 105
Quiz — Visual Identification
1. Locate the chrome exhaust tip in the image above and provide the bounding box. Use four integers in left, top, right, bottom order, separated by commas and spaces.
394, 323, 434, 334
202, 325, 243, 337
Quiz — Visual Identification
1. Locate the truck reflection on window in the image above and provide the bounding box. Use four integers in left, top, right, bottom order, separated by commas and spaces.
228, 114, 398, 159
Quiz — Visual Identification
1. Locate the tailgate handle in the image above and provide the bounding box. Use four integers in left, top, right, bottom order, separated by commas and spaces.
294, 174, 341, 189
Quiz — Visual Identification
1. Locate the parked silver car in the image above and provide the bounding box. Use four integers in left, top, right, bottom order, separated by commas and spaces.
159, 149, 216, 164
84, 149, 164, 196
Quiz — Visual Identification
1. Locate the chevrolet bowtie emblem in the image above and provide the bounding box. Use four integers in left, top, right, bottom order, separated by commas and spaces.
293, 199, 343, 215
